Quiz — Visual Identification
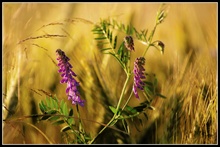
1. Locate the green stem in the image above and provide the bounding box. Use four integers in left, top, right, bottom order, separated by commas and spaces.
76, 104, 86, 144
142, 5, 165, 57
115, 73, 130, 112
88, 114, 116, 144
89, 74, 130, 144
64, 115, 84, 144
142, 24, 158, 57
121, 89, 133, 112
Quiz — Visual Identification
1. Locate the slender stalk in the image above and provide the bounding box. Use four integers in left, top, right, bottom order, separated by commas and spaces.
142, 24, 158, 57
76, 104, 86, 144
142, 4, 165, 57
121, 89, 133, 112
88, 114, 117, 144
89, 74, 130, 144
115, 73, 130, 112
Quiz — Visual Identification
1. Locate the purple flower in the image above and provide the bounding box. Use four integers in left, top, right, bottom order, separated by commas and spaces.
124, 35, 135, 51
56, 49, 85, 106
133, 57, 146, 99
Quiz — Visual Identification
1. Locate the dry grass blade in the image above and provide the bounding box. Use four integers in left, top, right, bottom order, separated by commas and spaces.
18, 34, 67, 44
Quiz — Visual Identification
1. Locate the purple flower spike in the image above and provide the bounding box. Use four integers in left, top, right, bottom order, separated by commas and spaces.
56, 49, 85, 106
133, 57, 146, 99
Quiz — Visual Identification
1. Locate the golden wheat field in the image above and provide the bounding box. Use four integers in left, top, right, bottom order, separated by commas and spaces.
2, 2, 217, 144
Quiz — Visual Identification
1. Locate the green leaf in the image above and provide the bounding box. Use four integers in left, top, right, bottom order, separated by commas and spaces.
121, 110, 129, 116
109, 106, 117, 114
39, 101, 46, 113
93, 31, 104, 34
93, 23, 115, 53
92, 26, 102, 32
125, 105, 137, 114
67, 117, 74, 125
101, 23, 106, 32
69, 108, 74, 116
100, 48, 112, 51
140, 100, 151, 105
45, 97, 51, 108
60, 99, 65, 113
143, 29, 148, 38
117, 42, 128, 65
144, 81, 153, 86
40, 115, 51, 120
109, 32, 112, 43
107, 29, 113, 43
51, 98, 58, 109
133, 104, 147, 112
84, 136, 92, 141
113, 36, 117, 49
94, 37, 107, 40
66, 108, 75, 125
126, 25, 130, 34
97, 41, 110, 45
46, 109, 57, 114
117, 43, 123, 55
52, 119, 65, 125
156, 93, 166, 99
48, 115, 60, 121
61, 102, 68, 116
144, 86, 153, 96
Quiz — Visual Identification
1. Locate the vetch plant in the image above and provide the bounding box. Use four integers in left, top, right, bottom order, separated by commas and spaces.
88, 4, 168, 144
3, 4, 217, 144
37, 4, 168, 144
38, 50, 89, 144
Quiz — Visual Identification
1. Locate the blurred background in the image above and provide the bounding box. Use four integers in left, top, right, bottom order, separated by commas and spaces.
3, 2, 217, 144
